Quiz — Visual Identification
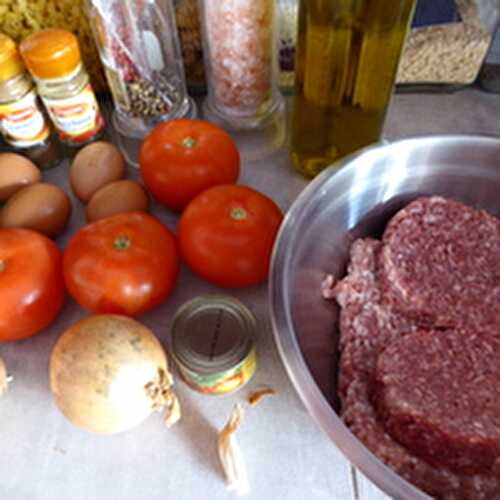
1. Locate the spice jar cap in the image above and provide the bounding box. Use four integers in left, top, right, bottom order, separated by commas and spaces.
0, 34, 25, 82
20, 29, 81, 80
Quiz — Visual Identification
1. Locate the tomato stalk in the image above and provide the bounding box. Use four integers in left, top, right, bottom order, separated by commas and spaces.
230, 207, 247, 221
182, 136, 197, 149
113, 236, 131, 250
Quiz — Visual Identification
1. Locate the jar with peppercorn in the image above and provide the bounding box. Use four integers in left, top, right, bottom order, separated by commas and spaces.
0, 34, 59, 169
198, 0, 285, 160
19, 29, 105, 148
86, 0, 196, 167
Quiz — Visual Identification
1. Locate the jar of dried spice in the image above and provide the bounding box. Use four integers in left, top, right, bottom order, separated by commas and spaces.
0, 34, 59, 168
198, 0, 285, 159
278, 0, 299, 94
175, 0, 205, 93
19, 29, 105, 147
86, 0, 196, 167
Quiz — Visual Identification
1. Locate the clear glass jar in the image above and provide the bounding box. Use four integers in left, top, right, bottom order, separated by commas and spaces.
198, 0, 285, 160
175, 0, 205, 93
87, 0, 196, 167
19, 29, 105, 148
0, 34, 59, 169
277, 0, 299, 94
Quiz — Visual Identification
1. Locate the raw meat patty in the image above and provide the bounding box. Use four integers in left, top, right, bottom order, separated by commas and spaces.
376, 327, 500, 475
379, 196, 500, 329
343, 379, 500, 500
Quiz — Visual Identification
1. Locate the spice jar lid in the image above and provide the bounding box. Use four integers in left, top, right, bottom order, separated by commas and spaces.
20, 29, 81, 80
172, 295, 256, 376
0, 34, 24, 82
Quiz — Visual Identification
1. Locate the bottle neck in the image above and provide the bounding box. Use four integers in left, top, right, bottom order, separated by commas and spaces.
0, 73, 33, 104
33, 64, 90, 99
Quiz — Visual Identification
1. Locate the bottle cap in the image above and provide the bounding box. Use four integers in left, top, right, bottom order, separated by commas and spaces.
0, 34, 24, 82
20, 29, 81, 80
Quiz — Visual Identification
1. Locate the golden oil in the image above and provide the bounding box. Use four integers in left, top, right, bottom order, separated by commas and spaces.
290, 0, 416, 177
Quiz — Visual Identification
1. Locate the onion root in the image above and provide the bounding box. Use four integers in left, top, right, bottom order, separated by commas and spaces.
145, 367, 181, 427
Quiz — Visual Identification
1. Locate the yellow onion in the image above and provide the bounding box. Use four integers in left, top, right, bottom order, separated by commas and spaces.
49, 314, 180, 434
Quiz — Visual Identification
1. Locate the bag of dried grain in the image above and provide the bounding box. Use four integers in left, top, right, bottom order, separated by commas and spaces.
396, 0, 493, 87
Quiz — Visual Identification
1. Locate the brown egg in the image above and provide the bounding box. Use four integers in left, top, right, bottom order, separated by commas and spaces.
86, 180, 150, 222
0, 183, 72, 238
70, 141, 126, 202
0, 153, 41, 202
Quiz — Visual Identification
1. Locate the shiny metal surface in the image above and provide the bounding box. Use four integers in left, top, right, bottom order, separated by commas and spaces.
269, 135, 500, 500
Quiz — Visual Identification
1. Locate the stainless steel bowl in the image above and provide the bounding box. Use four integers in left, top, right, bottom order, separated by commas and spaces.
269, 136, 500, 499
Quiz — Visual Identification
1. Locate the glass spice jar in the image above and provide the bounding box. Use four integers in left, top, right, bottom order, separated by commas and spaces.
86, 0, 196, 167
19, 29, 105, 148
198, 0, 285, 160
175, 0, 205, 93
277, 0, 299, 94
0, 34, 59, 169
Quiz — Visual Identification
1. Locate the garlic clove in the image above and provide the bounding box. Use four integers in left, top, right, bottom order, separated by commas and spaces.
218, 404, 249, 496
0, 357, 9, 396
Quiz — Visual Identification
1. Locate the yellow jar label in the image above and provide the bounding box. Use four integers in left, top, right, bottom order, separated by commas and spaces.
0, 90, 49, 147
179, 348, 257, 396
42, 84, 103, 143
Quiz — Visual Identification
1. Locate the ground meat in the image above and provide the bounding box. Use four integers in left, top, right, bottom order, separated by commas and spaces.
375, 327, 500, 475
331, 196, 500, 499
378, 196, 500, 330
334, 239, 416, 399
342, 379, 500, 500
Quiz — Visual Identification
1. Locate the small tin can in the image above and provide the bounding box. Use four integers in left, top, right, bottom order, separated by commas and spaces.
171, 295, 257, 395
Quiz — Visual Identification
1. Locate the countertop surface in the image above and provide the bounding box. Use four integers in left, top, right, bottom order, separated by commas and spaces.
1, 88, 499, 500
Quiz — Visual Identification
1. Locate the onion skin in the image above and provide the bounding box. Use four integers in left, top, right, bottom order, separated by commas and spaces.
49, 315, 174, 434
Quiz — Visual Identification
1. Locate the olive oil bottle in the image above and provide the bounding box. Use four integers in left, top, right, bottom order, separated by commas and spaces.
291, 0, 416, 177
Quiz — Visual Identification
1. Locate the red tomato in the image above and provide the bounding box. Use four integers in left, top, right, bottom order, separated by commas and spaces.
0, 229, 64, 341
179, 185, 283, 288
63, 212, 179, 316
139, 119, 240, 212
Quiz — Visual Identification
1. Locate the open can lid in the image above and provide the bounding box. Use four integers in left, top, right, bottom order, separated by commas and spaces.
171, 295, 256, 376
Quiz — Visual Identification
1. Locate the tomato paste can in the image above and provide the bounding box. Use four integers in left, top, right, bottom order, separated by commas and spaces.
171, 295, 257, 395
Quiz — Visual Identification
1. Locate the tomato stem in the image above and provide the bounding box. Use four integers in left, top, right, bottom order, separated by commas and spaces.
230, 207, 247, 221
0, 260, 5, 272
182, 136, 197, 149
113, 236, 131, 250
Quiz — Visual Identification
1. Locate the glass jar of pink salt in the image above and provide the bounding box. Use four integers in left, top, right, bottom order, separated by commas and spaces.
198, 0, 285, 160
